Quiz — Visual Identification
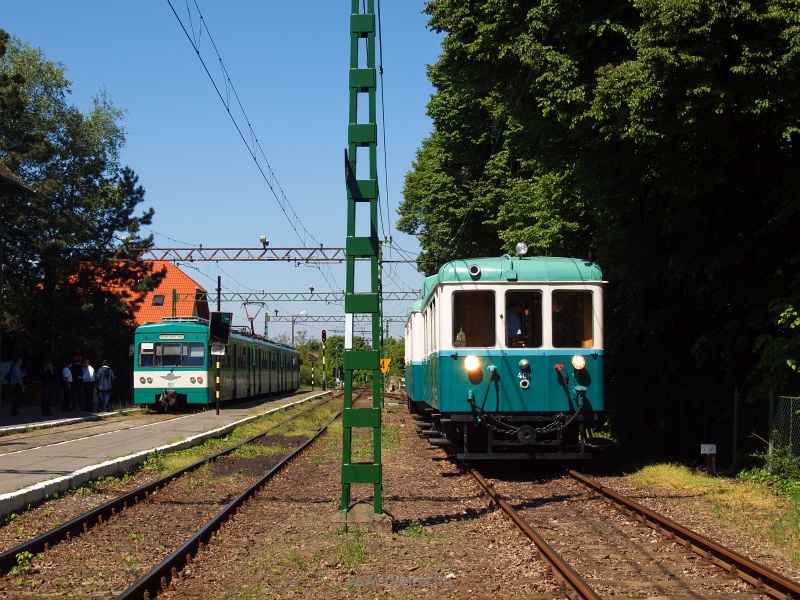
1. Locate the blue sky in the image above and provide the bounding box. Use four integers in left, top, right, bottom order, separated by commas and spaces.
2, 1, 442, 341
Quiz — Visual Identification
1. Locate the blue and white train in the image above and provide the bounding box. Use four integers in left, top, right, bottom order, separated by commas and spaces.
405, 246, 605, 459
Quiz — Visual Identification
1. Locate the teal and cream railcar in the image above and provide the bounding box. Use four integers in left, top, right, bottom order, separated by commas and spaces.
406, 250, 605, 459
134, 317, 300, 410
404, 298, 425, 409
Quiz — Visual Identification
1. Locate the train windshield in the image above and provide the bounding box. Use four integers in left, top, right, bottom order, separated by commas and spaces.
552, 290, 594, 348
138, 342, 206, 368
452, 290, 496, 347
505, 291, 543, 348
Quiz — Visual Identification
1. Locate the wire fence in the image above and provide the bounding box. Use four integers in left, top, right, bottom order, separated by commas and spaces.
770, 395, 800, 458
612, 375, 787, 470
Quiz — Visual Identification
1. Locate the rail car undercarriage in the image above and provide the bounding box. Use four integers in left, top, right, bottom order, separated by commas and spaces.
409, 399, 595, 460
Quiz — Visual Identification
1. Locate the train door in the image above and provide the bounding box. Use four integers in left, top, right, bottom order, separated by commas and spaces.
256, 348, 264, 396
231, 340, 238, 399
281, 352, 289, 392
427, 296, 437, 408
277, 350, 282, 392
280, 350, 285, 391
266, 349, 272, 394
246, 342, 252, 397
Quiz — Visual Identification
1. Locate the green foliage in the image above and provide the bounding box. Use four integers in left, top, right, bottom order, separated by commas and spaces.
739, 433, 800, 496
401, 0, 800, 400
1, 31, 159, 386
11, 550, 34, 575
381, 336, 405, 378
296, 334, 379, 388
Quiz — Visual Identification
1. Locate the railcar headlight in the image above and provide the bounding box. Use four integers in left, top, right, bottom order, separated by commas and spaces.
519, 359, 530, 370
190, 377, 196, 384
146, 377, 153, 383
571, 355, 586, 370
515, 242, 528, 256
464, 355, 481, 372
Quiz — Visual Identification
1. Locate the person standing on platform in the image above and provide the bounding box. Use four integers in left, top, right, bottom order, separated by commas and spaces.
70, 355, 83, 410
9, 358, 25, 416
95, 360, 115, 411
61, 359, 72, 411
82, 358, 95, 411
41, 362, 55, 416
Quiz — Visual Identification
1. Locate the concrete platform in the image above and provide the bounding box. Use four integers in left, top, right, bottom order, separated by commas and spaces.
0, 392, 330, 517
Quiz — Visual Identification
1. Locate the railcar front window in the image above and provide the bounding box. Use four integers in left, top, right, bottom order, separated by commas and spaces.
505, 291, 543, 347
452, 290, 495, 347
552, 291, 594, 348
137, 342, 206, 367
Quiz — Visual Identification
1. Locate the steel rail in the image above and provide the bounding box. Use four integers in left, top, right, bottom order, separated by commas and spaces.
0, 394, 333, 574
468, 467, 601, 600
568, 469, 800, 600
116, 409, 342, 600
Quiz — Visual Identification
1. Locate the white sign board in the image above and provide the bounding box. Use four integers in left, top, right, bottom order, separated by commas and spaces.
700, 444, 717, 455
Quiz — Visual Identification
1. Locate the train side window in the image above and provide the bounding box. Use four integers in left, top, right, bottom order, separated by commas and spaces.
188, 342, 205, 367
452, 290, 495, 347
505, 291, 543, 348
138, 342, 154, 367
552, 291, 594, 348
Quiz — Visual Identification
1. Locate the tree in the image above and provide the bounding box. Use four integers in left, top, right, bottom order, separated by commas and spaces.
585, 0, 800, 391
1, 32, 156, 387
402, 1, 800, 396
399, 0, 637, 274
382, 336, 405, 378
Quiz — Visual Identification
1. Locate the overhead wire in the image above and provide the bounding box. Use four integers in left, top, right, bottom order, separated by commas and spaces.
166, 0, 340, 293
168, 0, 417, 337
375, 0, 392, 242
372, 0, 427, 296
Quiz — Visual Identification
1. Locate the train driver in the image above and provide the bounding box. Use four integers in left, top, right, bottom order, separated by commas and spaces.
506, 298, 525, 346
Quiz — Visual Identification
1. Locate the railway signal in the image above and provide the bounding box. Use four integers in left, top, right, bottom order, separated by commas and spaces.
209, 312, 232, 347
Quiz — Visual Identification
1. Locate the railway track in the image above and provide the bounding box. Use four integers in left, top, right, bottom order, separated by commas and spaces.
0, 393, 344, 599
467, 465, 800, 599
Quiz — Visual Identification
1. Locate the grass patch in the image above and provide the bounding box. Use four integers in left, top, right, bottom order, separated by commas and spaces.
138, 398, 338, 475
320, 408, 405, 464
401, 520, 427, 538
335, 531, 366, 569
231, 444, 286, 459
629, 463, 800, 565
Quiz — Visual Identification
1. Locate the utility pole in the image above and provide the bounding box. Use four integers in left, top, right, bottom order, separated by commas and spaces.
338, 0, 388, 530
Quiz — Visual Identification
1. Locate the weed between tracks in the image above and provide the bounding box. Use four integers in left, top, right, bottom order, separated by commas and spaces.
141, 397, 340, 476
322, 419, 404, 463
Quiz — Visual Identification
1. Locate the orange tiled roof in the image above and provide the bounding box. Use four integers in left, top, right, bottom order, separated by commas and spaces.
135, 261, 209, 325
0, 159, 35, 194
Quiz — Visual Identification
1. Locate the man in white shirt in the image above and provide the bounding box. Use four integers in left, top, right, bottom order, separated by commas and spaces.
82, 359, 95, 411
61, 359, 72, 411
